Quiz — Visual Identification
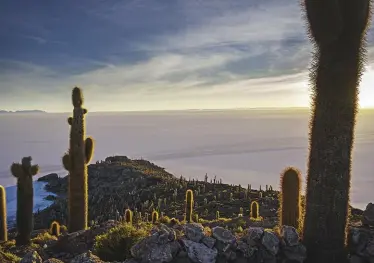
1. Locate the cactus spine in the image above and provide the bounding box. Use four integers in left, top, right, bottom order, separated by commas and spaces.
0, 185, 7, 241
62, 87, 95, 232
50, 221, 61, 236
152, 210, 159, 224
250, 201, 259, 220
10, 157, 39, 245
302, 1, 371, 262
185, 189, 193, 223
279, 167, 302, 231
124, 209, 133, 224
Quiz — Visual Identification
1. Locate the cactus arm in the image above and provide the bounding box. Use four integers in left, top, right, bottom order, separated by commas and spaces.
67, 117, 73, 125
62, 153, 70, 171
30, 165, 39, 176
85, 137, 94, 164
10, 163, 24, 178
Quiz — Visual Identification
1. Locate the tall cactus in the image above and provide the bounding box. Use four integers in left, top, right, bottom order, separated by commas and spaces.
0, 185, 7, 241
185, 189, 193, 223
62, 87, 95, 232
302, 1, 371, 262
10, 157, 39, 245
279, 167, 302, 231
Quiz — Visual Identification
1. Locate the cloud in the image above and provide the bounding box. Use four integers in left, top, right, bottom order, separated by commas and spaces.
0, 0, 373, 111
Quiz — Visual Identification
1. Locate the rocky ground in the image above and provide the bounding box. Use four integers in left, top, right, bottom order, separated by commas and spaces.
0, 156, 373, 263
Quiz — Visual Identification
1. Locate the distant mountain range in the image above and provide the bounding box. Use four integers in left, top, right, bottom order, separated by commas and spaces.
0, 110, 47, 114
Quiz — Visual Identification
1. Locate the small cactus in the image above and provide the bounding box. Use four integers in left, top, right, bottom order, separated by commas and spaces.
194, 214, 199, 222
239, 207, 244, 217
152, 210, 159, 224
279, 167, 302, 231
124, 209, 133, 224
250, 201, 260, 220
259, 192, 263, 198
10, 156, 39, 246
216, 211, 220, 220
50, 221, 60, 236
0, 185, 7, 241
185, 189, 194, 223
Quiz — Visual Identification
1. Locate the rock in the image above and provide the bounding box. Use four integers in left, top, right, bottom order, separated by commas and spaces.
281, 226, 300, 246
349, 227, 373, 257
131, 226, 180, 263
212, 226, 236, 244
38, 173, 59, 182
71, 251, 104, 263
184, 223, 205, 243
21, 251, 43, 263
246, 227, 264, 246
202, 236, 216, 248
181, 239, 218, 263
365, 237, 374, 258
261, 230, 279, 255
42, 259, 65, 263
282, 243, 307, 263
363, 203, 374, 227
236, 240, 257, 258
349, 255, 365, 263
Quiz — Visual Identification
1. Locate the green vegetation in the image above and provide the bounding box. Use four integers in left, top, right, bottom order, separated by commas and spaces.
93, 223, 149, 262
10, 157, 39, 246
62, 87, 95, 233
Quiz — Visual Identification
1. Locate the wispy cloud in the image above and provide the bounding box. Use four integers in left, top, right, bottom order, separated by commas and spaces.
0, 0, 373, 111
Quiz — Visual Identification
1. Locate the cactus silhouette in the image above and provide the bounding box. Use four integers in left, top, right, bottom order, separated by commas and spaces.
250, 201, 259, 219
152, 211, 159, 224
62, 87, 95, 232
50, 221, 60, 237
279, 167, 302, 231
185, 189, 193, 223
124, 209, 133, 224
302, 1, 371, 262
0, 185, 7, 241
10, 157, 39, 245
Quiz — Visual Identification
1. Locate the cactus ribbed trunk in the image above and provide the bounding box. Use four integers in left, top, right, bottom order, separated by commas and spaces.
10, 157, 39, 246
0, 185, 7, 241
69, 107, 88, 232
280, 167, 302, 231
302, 1, 371, 262
63, 87, 94, 233
185, 190, 193, 223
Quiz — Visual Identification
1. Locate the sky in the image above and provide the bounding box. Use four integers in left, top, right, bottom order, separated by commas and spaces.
1, 0, 374, 112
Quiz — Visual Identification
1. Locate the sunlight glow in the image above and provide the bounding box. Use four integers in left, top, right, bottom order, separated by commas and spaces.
359, 67, 374, 109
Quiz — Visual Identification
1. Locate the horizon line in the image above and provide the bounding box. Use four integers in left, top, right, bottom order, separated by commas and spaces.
2, 106, 374, 114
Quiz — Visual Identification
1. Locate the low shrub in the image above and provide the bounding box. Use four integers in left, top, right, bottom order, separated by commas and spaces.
93, 223, 148, 261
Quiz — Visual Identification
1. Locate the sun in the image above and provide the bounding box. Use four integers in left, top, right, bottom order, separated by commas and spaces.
358, 66, 374, 109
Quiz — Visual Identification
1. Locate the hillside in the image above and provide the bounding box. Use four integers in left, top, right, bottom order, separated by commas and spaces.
0, 156, 372, 263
